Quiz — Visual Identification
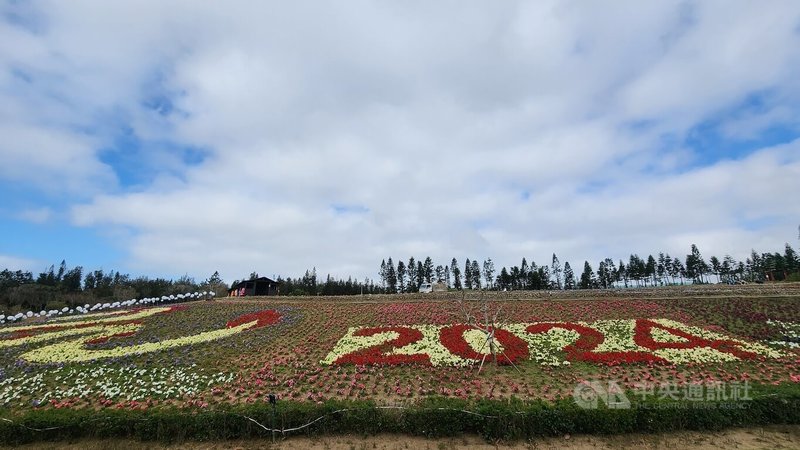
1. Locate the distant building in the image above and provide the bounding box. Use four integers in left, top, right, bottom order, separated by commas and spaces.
229, 277, 279, 297
432, 281, 448, 292
419, 281, 448, 293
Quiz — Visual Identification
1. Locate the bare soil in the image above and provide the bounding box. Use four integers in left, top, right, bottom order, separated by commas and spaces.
7, 425, 800, 449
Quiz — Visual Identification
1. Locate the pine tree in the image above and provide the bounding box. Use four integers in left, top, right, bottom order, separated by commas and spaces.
498, 267, 511, 290
673, 259, 686, 284
422, 257, 434, 283
603, 258, 617, 288
539, 265, 551, 289
386, 257, 397, 293
520, 258, 529, 290
657, 253, 666, 285
746, 250, 762, 282
646, 255, 657, 286
664, 254, 674, 284
397, 261, 406, 293
56, 260, 67, 282
470, 259, 481, 289
83, 271, 97, 291
551, 254, 563, 289
61, 266, 83, 293
434, 265, 445, 282
407, 257, 417, 292
482, 258, 495, 289
618, 260, 628, 288
685, 244, 708, 284
564, 262, 575, 290
379, 259, 387, 289
784, 244, 799, 276
710, 256, 721, 283
597, 260, 609, 289
510, 266, 521, 290
207, 271, 223, 286
464, 258, 473, 289
451, 258, 462, 290
579, 261, 596, 289
722, 255, 736, 283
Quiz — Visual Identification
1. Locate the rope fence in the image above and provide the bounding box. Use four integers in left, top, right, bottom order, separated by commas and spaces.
0, 405, 504, 437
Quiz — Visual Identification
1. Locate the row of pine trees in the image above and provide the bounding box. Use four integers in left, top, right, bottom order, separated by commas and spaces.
3, 239, 799, 311
378, 243, 800, 292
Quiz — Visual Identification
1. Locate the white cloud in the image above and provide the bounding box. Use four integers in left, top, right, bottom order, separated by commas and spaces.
16, 207, 53, 224
0, 1, 798, 282
0, 254, 40, 272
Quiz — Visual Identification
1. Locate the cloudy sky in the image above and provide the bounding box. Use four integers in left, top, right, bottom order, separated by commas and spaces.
1, 1, 799, 284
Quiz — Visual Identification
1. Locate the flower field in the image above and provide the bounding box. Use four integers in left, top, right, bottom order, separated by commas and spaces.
0, 288, 798, 416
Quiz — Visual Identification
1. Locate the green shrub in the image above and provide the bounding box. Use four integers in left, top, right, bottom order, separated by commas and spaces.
44, 300, 67, 311
0, 390, 798, 445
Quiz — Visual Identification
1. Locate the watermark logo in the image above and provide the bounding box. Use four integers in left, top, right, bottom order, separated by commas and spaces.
573, 380, 631, 409
573, 379, 752, 410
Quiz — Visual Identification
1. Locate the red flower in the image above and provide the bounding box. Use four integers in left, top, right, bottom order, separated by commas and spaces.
440, 324, 529, 365
525, 322, 662, 364
334, 326, 431, 366
633, 319, 758, 359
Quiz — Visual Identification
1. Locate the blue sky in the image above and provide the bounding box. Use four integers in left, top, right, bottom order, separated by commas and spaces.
1, 1, 799, 283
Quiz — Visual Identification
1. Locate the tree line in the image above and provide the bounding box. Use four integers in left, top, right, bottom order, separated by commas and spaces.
3, 236, 798, 313
0, 261, 225, 314
378, 242, 800, 292
231, 269, 383, 297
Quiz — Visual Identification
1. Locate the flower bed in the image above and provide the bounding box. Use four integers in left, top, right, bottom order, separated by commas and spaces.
0, 292, 796, 413
321, 318, 781, 367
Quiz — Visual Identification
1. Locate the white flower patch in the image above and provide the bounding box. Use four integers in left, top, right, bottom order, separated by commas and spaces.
767, 320, 800, 348
0, 365, 236, 405
652, 319, 782, 359
504, 323, 579, 366
320, 327, 399, 365
592, 320, 649, 353
463, 328, 498, 355
0, 307, 172, 335
0, 323, 141, 349
390, 325, 466, 367
650, 327, 690, 343
653, 347, 739, 365
47, 309, 131, 323
19, 319, 262, 364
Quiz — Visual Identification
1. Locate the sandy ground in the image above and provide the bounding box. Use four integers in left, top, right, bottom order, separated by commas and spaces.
6, 425, 800, 449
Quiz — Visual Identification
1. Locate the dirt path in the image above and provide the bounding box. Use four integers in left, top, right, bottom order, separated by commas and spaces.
8, 425, 800, 449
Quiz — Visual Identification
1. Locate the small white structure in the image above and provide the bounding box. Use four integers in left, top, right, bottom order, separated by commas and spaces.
419, 282, 433, 293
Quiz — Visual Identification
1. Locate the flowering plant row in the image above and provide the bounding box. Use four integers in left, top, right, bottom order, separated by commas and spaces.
322, 318, 782, 367
0, 291, 216, 324
0, 307, 282, 364
767, 320, 800, 348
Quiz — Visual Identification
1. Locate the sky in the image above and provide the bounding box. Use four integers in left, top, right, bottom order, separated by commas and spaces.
1, 1, 799, 284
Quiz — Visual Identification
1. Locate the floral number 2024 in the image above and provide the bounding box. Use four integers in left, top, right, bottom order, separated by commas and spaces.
321, 318, 783, 367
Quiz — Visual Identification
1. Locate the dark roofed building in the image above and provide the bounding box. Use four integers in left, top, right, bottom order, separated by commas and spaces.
230, 277, 279, 297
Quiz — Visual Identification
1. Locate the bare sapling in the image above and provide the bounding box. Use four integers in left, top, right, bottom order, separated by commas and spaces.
450, 290, 521, 374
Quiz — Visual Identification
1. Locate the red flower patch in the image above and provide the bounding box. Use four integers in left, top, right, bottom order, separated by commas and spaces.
633, 319, 758, 360
334, 326, 431, 366
526, 322, 663, 364
440, 324, 529, 365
